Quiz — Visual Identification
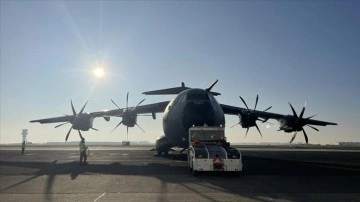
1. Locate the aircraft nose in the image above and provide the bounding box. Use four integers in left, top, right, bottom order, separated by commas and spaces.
182, 101, 216, 128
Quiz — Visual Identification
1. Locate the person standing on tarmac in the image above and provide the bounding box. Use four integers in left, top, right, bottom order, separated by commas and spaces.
21, 141, 26, 155
79, 138, 88, 166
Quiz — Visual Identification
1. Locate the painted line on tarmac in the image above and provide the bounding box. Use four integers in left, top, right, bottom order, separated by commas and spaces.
94, 192, 106, 202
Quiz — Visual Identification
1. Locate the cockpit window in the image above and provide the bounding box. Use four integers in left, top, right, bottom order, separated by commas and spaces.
186, 93, 209, 101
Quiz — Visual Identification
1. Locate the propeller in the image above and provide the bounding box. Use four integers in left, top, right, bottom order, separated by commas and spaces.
54, 100, 91, 141
232, 95, 272, 139
111, 92, 146, 141
288, 102, 319, 144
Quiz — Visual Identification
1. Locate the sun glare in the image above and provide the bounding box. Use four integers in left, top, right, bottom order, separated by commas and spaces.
94, 68, 105, 78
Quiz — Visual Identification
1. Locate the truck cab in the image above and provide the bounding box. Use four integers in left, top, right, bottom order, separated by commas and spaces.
188, 126, 242, 175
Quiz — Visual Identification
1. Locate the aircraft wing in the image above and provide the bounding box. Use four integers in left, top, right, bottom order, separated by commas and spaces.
220, 104, 337, 126
30, 116, 72, 124
30, 101, 170, 124
100, 101, 170, 117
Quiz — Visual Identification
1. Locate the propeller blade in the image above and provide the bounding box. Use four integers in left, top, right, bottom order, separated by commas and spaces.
240, 96, 249, 110
135, 123, 145, 133
111, 99, 121, 110
306, 114, 317, 120
254, 95, 259, 110
111, 120, 123, 133
78, 130, 83, 139
288, 102, 298, 119
132, 99, 145, 112
126, 126, 129, 140
302, 128, 309, 144
307, 125, 319, 131
290, 132, 297, 143
71, 100, 77, 116
126, 92, 129, 109
263, 106, 272, 112
299, 102, 306, 119
254, 123, 262, 138
79, 101, 88, 114
230, 122, 241, 128
65, 126, 73, 141
262, 117, 269, 123
55, 122, 68, 128
206, 79, 218, 92
91, 127, 99, 131
244, 128, 249, 139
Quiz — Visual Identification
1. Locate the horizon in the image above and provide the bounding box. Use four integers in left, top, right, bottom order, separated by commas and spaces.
1, 1, 359, 145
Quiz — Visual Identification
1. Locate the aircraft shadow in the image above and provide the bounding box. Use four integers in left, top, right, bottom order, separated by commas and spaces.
1, 154, 360, 201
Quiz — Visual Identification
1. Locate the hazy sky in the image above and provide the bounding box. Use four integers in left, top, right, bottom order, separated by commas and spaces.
1, 1, 359, 144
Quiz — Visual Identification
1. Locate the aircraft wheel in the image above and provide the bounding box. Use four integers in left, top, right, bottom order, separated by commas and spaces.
156, 150, 169, 156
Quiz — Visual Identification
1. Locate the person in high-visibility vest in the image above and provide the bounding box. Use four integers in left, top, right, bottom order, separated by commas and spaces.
79, 138, 88, 166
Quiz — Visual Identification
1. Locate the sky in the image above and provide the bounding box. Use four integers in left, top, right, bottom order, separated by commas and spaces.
1, 1, 359, 145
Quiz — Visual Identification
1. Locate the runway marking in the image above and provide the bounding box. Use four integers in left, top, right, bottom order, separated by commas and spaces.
94, 192, 106, 202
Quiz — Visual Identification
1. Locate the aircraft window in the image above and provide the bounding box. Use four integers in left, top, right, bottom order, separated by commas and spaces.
179, 94, 187, 103
172, 96, 181, 105
187, 93, 209, 100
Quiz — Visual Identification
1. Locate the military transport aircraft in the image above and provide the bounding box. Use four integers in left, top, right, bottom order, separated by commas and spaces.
30, 80, 337, 154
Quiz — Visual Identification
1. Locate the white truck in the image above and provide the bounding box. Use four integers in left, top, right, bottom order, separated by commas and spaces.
187, 126, 243, 176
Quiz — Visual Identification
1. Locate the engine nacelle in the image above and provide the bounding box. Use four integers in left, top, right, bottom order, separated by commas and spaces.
122, 111, 138, 127
71, 113, 94, 131
238, 111, 258, 128
278, 116, 303, 133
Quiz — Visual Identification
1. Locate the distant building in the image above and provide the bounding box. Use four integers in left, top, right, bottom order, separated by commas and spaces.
122, 141, 130, 146
338, 142, 360, 146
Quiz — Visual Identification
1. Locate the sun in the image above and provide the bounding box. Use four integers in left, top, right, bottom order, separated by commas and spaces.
93, 68, 105, 78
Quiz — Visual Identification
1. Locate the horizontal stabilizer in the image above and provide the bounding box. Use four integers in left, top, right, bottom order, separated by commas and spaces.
143, 86, 190, 95
143, 82, 221, 96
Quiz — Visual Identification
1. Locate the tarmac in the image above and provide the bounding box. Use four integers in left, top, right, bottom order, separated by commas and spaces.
1, 145, 360, 202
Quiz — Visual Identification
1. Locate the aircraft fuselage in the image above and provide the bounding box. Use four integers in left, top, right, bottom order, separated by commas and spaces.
162, 89, 225, 148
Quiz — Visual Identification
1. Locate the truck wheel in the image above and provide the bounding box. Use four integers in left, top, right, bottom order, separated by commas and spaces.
192, 169, 198, 176
233, 171, 241, 176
